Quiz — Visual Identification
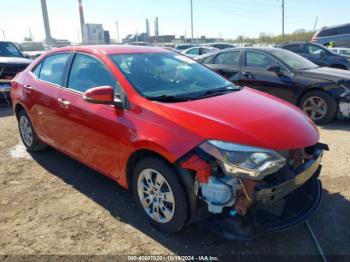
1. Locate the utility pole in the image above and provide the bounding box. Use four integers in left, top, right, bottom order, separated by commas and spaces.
313, 16, 318, 32
282, 0, 285, 42
190, 0, 194, 43
115, 21, 120, 43
2, 30, 5, 40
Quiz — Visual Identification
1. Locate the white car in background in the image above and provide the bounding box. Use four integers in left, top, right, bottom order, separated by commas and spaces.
181, 46, 218, 58
330, 47, 350, 56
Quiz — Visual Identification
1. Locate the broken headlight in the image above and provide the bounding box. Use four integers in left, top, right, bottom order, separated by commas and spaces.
199, 140, 286, 180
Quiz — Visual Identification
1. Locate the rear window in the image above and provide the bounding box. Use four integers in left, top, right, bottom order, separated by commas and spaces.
318, 28, 336, 37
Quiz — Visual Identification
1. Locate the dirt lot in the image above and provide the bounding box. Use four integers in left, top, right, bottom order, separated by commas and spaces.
0, 104, 349, 260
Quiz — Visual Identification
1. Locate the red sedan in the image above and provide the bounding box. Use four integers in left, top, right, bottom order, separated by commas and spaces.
11, 45, 326, 240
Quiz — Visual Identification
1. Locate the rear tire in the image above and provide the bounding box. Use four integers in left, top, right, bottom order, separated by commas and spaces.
132, 157, 189, 233
298, 90, 337, 124
18, 110, 47, 151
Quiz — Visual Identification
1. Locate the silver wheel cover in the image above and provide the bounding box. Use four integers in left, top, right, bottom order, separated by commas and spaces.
137, 168, 175, 223
19, 115, 34, 147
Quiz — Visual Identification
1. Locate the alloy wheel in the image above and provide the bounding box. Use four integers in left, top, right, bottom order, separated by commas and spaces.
137, 168, 175, 223
302, 96, 328, 121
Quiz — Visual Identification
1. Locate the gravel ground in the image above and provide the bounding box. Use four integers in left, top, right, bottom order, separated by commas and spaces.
0, 105, 349, 260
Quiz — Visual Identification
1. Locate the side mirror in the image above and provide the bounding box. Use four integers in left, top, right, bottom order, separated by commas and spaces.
267, 64, 283, 75
83, 86, 123, 108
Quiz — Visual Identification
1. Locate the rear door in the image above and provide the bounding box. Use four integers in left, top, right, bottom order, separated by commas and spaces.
55, 52, 125, 177
24, 52, 73, 147
205, 50, 242, 82
239, 51, 296, 103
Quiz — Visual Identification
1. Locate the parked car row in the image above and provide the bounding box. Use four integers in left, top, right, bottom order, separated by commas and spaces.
196, 47, 350, 124
11, 45, 328, 240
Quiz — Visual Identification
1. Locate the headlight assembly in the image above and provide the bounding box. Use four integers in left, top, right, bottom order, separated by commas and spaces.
199, 140, 286, 180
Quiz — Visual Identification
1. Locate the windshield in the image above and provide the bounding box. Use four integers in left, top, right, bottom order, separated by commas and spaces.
0, 42, 24, 58
20, 42, 46, 51
270, 49, 318, 70
110, 52, 238, 100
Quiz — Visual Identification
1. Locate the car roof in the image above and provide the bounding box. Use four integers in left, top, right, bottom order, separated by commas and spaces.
320, 23, 350, 30
47, 45, 170, 55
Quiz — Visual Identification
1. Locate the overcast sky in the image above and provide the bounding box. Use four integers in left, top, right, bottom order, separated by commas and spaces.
1, 0, 350, 43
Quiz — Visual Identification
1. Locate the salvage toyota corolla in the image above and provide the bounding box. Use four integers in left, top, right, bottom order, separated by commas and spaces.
11, 45, 328, 240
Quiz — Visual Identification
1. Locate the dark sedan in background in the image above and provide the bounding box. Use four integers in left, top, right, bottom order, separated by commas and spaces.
279, 42, 350, 70
196, 47, 350, 124
0, 41, 32, 104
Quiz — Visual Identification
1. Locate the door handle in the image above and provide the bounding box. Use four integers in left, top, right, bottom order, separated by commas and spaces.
23, 85, 33, 94
242, 72, 253, 78
57, 98, 70, 108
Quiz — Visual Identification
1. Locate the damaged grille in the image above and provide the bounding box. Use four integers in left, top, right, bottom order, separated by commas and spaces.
253, 144, 321, 204
0, 64, 27, 80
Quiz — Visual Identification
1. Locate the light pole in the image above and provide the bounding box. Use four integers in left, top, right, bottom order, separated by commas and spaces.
282, 0, 285, 42
116, 21, 120, 43
190, 0, 194, 43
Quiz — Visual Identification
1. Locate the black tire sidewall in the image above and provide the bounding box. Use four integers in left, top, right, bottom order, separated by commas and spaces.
299, 91, 337, 124
132, 157, 189, 233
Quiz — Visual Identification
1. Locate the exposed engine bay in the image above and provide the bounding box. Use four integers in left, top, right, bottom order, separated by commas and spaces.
179, 142, 328, 240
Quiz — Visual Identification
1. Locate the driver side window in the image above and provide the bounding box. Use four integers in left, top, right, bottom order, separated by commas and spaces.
68, 53, 116, 93
245, 51, 278, 69
306, 45, 325, 55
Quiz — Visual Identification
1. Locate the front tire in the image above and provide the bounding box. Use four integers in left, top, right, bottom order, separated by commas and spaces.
132, 157, 189, 233
298, 90, 337, 124
18, 110, 46, 151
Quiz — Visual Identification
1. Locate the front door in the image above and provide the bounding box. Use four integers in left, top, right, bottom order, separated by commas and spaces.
238, 51, 296, 103
55, 52, 126, 178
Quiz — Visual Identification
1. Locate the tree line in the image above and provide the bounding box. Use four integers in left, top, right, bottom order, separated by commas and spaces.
231, 29, 315, 44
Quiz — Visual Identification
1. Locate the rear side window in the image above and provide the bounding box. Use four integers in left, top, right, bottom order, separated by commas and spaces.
245, 52, 276, 69
336, 25, 350, 35
318, 28, 336, 37
68, 53, 116, 93
284, 44, 304, 53
214, 51, 241, 66
38, 53, 70, 86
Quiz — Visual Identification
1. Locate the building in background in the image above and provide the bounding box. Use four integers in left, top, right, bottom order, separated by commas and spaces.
83, 23, 107, 44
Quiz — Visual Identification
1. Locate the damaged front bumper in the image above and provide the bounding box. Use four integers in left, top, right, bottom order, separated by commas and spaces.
181, 145, 325, 240
338, 89, 350, 119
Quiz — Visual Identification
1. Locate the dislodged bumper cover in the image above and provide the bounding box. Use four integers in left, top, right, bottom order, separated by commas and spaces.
254, 149, 322, 205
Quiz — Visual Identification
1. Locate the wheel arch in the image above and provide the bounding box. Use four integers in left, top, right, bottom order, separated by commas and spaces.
14, 103, 26, 120
297, 87, 334, 106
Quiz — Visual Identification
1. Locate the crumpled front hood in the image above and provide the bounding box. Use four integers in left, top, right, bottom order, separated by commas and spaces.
299, 67, 350, 82
0, 56, 32, 65
156, 88, 319, 150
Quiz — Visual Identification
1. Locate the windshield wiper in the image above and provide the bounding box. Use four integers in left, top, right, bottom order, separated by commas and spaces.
145, 94, 195, 102
194, 85, 240, 99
